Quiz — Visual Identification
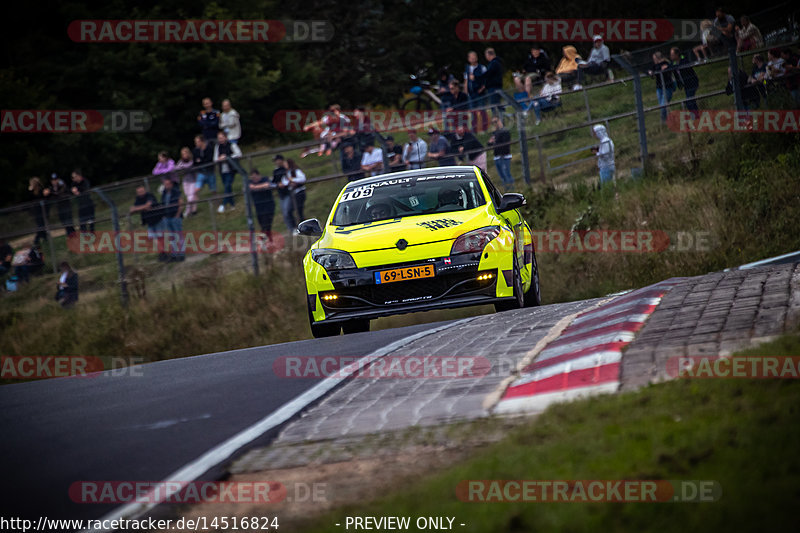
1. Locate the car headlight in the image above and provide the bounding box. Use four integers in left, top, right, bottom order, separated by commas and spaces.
451, 226, 501, 255
311, 248, 357, 270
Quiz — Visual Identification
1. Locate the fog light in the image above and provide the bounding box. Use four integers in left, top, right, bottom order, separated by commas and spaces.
476, 272, 494, 281
321, 293, 338, 301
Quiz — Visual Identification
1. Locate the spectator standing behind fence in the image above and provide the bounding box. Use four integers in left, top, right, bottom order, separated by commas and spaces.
451, 124, 487, 172
725, 67, 760, 110
443, 80, 469, 131
28, 177, 49, 244
474, 48, 505, 116
574, 35, 611, 90
736, 16, 763, 52
515, 45, 551, 97
220, 99, 241, 144
670, 47, 701, 119
70, 169, 95, 233
341, 144, 365, 181
464, 51, 487, 110
45, 173, 75, 237
427, 128, 456, 166
276, 159, 307, 235
384, 137, 406, 172
247, 169, 276, 241
192, 135, 216, 195
130, 185, 163, 240
648, 52, 676, 123
403, 130, 427, 170
214, 131, 243, 213
175, 147, 197, 218
487, 117, 513, 189
360, 143, 384, 177
531, 72, 562, 125
197, 97, 220, 144
56, 261, 78, 308
159, 176, 184, 262
556, 46, 581, 87
780, 48, 800, 104
591, 124, 615, 188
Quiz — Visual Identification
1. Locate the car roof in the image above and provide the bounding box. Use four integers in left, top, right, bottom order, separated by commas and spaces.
344, 166, 480, 188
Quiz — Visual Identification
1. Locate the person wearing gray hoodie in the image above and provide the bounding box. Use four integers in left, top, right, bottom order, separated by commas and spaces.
591, 124, 615, 186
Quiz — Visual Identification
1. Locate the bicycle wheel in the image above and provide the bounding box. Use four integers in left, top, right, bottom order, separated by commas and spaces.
400, 97, 433, 111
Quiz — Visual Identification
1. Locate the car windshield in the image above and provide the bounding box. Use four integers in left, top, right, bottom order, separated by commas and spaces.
331, 173, 486, 226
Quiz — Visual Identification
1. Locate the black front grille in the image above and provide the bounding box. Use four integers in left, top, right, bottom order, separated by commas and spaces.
324, 271, 492, 309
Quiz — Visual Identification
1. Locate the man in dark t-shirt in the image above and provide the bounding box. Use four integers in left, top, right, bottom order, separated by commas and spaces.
248, 169, 276, 238
129, 185, 162, 237
384, 137, 406, 173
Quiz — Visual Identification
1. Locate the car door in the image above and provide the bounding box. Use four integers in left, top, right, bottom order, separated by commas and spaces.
479, 169, 526, 272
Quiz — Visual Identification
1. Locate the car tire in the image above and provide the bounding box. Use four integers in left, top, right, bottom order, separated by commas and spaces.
495, 256, 524, 312
524, 251, 542, 307
342, 319, 371, 335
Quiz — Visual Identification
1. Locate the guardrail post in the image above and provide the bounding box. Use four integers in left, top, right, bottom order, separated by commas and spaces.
614, 54, 648, 166
92, 188, 129, 307
728, 46, 744, 111
534, 135, 546, 183
230, 157, 259, 276
40, 200, 58, 274
582, 87, 592, 122
499, 91, 531, 185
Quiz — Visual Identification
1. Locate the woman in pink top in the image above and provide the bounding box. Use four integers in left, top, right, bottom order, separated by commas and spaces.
175, 147, 198, 217
152, 151, 177, 184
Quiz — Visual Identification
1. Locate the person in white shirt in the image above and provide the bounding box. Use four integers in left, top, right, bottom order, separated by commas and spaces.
532, 72, 562, 125
219, 99, 241, 144
360, 144, 384, 176
591, 124, 615, 187
402, 130, 428, 169
574, 35, 611, 89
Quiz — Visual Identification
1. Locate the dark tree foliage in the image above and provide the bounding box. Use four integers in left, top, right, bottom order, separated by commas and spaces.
1, 0, 766, 203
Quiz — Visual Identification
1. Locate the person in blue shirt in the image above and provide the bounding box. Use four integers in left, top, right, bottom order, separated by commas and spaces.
159, 176, 184, 262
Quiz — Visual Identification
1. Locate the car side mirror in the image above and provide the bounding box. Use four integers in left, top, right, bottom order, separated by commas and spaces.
497, 193, 526, 213
297, 218, 323, 237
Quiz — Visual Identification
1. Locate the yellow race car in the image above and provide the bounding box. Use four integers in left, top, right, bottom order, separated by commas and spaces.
298, 165, 540, 337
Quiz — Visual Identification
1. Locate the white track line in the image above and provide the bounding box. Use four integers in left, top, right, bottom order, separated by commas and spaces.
84, 318, 476, 533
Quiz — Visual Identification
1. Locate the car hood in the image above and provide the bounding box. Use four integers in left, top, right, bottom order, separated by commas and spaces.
316, 208, 493, 253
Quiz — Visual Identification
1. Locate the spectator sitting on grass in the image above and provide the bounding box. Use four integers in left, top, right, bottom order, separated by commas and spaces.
214, 131, 243, 213
766, 48, 786, 79
56, 261, 78, 308
574, 35, 611, 90
13, 243, 44, 283
403, 130, 428, 170
693, 20, 715, 62
197, 97, 220, 144
736, 16, 763, 52
176, 147, 197, 217
531, 72, 562, 125
749, 54, 767, 83
725, 67, 760, 110
220, 99, 242, 144
130, 185, 163, 240
70, 169, 95, 233
514, 45, 551, 97
247, 168, 276, 241
713, 7, 737, 51
556, 45, 582, 87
